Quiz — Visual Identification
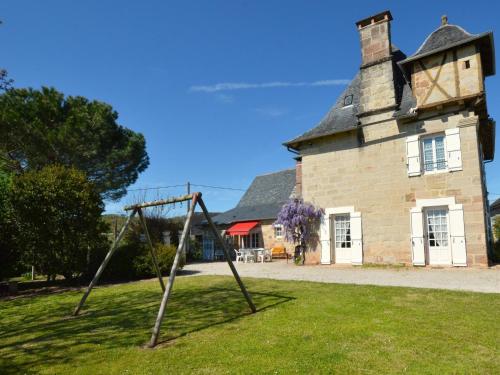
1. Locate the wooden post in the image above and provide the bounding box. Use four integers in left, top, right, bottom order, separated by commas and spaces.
137, 208, 165, 292
148, 193, 199, 347
124, 194, 194, 211
186, 181, 190, 259
197, 197, 256, 313
73, 208, 137, 316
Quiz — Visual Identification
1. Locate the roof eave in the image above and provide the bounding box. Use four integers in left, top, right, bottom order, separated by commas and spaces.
283, 126, 358, 150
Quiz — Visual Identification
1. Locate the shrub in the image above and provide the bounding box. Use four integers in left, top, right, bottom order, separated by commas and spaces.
187, 239, 202, 261
99, 242, 146, 281
494, 240, 500, 263
155, 243, 184, 273
494, 216, 500, 242
132, 243, 183, 278
10, 165, 108, 280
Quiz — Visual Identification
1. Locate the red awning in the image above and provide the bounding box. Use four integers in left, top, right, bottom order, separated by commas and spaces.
226, 221, 259, 236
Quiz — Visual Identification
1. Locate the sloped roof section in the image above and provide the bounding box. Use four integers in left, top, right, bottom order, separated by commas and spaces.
283, 73, 361, 147
491, 198, 500, 217
393, 80, 417, 119
415, 24, 474, 56
212, 169, 295, 225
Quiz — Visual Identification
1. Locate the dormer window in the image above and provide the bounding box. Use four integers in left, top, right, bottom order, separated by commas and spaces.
343, 95, 353, 106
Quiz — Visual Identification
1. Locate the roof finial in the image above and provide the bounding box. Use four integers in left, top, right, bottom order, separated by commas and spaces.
441, 15, 448, 26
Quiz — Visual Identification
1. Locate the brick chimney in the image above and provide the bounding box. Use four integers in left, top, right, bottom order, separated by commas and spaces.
356, 10, 397, 115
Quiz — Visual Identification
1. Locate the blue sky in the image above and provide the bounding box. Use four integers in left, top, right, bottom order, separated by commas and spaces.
1, 0, 499, 216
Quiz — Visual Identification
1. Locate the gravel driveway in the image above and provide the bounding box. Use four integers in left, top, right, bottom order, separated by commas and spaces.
182, 261, 500, 293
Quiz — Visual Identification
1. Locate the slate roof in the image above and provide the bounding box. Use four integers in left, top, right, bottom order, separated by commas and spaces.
284, 47, 409, 147
283, 73, 361, 147
415, 24, 476, 56
393, 80, 417, 119
211, 169, 295, 225
491, 198, 500, 217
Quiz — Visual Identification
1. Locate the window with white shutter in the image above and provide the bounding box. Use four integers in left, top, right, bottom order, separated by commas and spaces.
406, 135, 421, 176
445, 128, 463, 171
421, 135, 447, 173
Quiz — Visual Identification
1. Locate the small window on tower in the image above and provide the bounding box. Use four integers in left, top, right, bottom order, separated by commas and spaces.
463, 60, 470, 69
343, 95, 353, 106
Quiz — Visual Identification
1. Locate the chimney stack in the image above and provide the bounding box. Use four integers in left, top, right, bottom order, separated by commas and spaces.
356, 10, 397, 115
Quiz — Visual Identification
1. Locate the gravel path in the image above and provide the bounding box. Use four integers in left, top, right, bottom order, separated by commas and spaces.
182, 261, 500, 293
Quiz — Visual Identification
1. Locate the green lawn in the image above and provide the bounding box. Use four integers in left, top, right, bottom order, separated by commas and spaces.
0, 276, 498, 374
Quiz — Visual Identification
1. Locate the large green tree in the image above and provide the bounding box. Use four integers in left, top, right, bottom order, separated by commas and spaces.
10, 165, 109, 280
0, 69, 13, 92
0, 87, 149, 200
0, 170, 19, 280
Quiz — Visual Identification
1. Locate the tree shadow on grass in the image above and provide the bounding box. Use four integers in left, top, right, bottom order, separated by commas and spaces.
0, 278, 294, 374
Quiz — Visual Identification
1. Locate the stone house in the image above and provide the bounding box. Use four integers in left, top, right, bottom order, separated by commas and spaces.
490, 198, 500, 241
201, 169, 296, 260
284, 11, 495, 267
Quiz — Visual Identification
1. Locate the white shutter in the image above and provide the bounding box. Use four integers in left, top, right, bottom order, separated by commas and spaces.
449, 204, 467, 266
406, 135, 421, 176
445, 128, 463, 171
410, 208, 425, 265
320, 214, 331, 264
350, 212, 363, 265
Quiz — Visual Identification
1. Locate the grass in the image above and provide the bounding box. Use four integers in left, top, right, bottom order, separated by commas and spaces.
0, 276, 499, 374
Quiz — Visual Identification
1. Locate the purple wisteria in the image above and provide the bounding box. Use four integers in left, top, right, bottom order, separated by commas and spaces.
276, 199, 322, 263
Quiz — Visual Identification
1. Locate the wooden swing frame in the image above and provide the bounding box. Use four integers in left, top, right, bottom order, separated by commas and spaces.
72, 192, 256, 348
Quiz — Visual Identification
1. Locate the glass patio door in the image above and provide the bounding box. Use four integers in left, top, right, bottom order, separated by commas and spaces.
425, 208, 451, 265
333, 214, 351, 264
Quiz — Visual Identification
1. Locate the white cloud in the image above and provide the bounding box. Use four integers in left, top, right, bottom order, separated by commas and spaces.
189, 79, 350, 93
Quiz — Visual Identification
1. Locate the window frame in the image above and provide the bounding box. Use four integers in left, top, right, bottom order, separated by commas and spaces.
333, 214, 351, 249
250, 232, 260, 248
421, 133, 448, 175
274, 224, 283, 239
343, 94, 353, 107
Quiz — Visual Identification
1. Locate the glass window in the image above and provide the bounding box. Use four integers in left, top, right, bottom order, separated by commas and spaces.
334, 214, 351, 249
426, 208, 448, 247
250, 233, 260, 248
274, 224, 283, 238
422, 135, 446, 172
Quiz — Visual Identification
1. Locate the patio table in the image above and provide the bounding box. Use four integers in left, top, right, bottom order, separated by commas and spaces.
240, 248, 255, 263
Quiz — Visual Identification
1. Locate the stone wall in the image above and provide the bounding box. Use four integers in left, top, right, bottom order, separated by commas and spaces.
259, 220, 295, 255
300, 111, 489, 266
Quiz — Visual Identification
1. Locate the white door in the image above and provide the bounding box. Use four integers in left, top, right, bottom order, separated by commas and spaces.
425, 208, 452, 265
333, 214, 351, 264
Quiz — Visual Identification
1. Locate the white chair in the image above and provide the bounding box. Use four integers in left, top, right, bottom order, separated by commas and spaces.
257, 248, 272, 263
234, 249, 244, 263
264, 248, 273, 262
242, 249, 255, 263
256, 248, 266, 263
